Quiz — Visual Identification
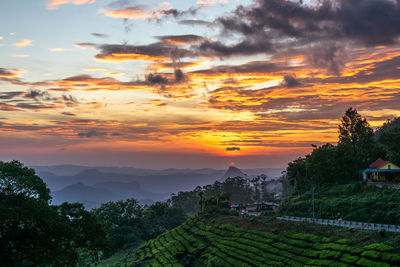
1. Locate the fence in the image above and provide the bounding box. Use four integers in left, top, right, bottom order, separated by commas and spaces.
277, 216, 400, 233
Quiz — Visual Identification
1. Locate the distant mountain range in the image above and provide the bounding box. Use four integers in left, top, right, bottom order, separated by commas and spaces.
33, 164, 284, 209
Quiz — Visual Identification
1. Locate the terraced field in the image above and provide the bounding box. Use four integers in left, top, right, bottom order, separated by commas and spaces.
133, 217, 400, 266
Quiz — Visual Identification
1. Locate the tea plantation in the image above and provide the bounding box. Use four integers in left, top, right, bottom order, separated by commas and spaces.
132, 217, 400, 266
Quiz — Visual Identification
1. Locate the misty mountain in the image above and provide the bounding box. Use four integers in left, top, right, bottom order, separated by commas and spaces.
52, 182, 122, 210
92, 181, 168, 200
38, 168, 223, 193
36, 165, 284, 209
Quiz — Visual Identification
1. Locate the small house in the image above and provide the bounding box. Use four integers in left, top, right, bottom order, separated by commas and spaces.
362, 158, 400, 182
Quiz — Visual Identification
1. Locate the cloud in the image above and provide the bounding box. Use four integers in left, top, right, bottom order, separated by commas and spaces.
0, 68, 25, 83
77, 130, 107, 138
61, 112, 76, 116
94, 42, 192, 62
226, 147, 240, 151
14, 39, 32, 47
91, 33, 108, 38
188, 0, 400, 73
0, 103, 21, 111
15, 103, 60, 110
47, 0, 96, 10
24, 89, 50, 101
0, 68, 25, 78
75, 42, 95, 49
306, 42, 347, 74
282, 75, 301, 88
100, 2, 198, 21
177, 19, 215, 27
11, 54, 30, 58
147, 73, 169, 85
197, 0, 228, 7
0, 92, 23, 99
50, 48, 71, 52
197, 39, 273, 57
156, 34, 204, 45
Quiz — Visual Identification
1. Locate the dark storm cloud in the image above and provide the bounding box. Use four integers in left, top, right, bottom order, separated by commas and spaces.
191, 0, 400, 72
220, 0, 400, 45
197, 39, 273, 57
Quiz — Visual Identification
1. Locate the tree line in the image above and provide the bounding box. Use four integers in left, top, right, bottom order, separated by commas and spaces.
284, 107, 400, 193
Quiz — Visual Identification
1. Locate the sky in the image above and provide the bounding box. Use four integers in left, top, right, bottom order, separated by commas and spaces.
1, 0, 400, 169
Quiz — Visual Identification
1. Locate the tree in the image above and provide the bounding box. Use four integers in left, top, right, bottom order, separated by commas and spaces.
286, 157, 307, 192
0, 160, 50, 201
144, 202, 187, 238
306, 143, 338, 185
93, 198, 145, 252
375, 117, 400, 165
0, 160, 106, 266
251, 176, 261, 202
338, 107, 375, 169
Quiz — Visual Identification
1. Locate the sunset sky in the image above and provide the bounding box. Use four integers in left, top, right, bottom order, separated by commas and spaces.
1, 0, 400, 169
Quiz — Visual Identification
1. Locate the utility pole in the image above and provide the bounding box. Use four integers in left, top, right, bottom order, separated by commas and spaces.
312, 186, 315, 222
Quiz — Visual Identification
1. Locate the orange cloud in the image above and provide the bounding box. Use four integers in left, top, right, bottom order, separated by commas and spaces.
11, 54, 30, 58
95, 53, 169, 62
0, 68, 25, 78
50, 48, 71, 52
14, 39, 32, 47
99, 2, 178, 20
47, 0, 96, 10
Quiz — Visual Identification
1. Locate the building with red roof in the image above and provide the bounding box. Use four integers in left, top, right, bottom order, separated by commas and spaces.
362, 158, 400, 182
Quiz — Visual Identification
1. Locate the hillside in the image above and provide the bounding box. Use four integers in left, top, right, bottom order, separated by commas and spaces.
278, 182, 400, 224
129, 215, 400, 267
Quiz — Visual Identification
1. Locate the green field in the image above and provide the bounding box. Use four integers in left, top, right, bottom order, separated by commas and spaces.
132, 216, 400, 267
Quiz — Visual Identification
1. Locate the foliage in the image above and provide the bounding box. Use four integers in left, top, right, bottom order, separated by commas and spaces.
0, 160, 51, 201
375, 117, 400, 165
170, 176, 280, 214
93, 199, 187, 254
277, 183, 400, 224
0, 160, 106, 266
284, 107, 393, 193
132, 216, 400, 266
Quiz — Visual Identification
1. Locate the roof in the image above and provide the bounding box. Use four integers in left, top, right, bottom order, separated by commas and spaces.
369, 158, 389, 169
362, 168, 400, 173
